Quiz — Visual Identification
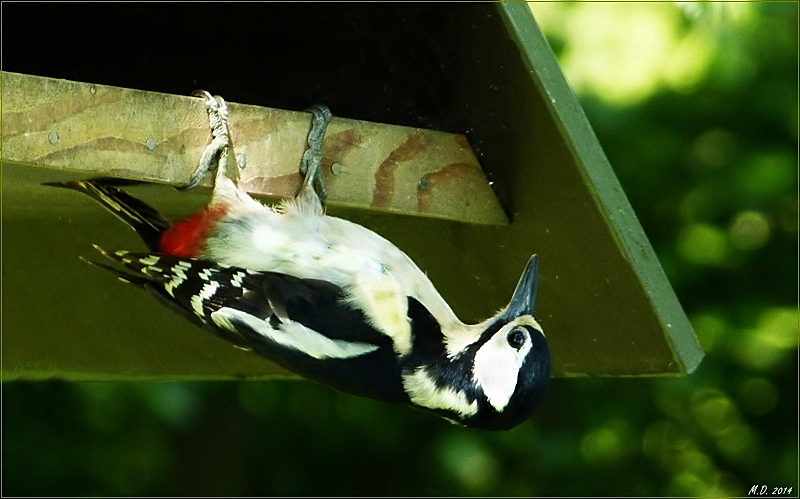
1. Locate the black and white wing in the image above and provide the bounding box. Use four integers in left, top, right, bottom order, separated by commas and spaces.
91, 248, 405, 401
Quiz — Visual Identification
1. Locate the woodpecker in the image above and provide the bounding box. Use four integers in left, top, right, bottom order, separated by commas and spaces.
50, 91, 550, 430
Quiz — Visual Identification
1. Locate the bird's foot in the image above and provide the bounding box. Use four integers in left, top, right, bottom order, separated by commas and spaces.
179, 90, 237, 191
298, 104, 333, 207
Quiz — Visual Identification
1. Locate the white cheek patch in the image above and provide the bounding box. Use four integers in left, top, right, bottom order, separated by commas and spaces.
472, 325, 533, 412
211, 307, 379, 360
402, 367, 478, 417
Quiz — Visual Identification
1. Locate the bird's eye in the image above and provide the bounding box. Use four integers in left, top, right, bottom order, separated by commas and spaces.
507, 328, 527, 350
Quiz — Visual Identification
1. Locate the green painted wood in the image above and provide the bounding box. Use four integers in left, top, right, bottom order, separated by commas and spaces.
495, 3, 703, 374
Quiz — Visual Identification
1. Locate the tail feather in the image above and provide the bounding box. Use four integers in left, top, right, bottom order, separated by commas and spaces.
88, 245, 253, 347
44, 178, 170, 252
79, 253, 152, 287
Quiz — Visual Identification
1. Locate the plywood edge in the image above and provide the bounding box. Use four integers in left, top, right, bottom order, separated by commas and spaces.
1, 71, 509, 225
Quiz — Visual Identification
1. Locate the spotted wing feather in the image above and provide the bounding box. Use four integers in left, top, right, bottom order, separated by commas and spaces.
91, 248, 391, 363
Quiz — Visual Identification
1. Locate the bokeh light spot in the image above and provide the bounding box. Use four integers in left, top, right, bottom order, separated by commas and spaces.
690, 311, 728, 352
685, 129, 738, 171
580, 419, 634, 465
737, 150, 797, 201
732, 307, 799, 370
737, 377, 779, 415
531, 2, 718, 106
677, 223, 728, 265
663, 28, 714, 93
691, 388, 739, 435
757, 307, 799, 350
728, 210, 771, 250
438, 434, 500, 492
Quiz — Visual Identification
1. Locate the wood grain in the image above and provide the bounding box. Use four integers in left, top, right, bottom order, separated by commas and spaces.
1, 71, 508, 225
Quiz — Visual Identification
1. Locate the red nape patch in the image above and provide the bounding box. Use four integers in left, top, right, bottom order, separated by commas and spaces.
158, 204, 230, 258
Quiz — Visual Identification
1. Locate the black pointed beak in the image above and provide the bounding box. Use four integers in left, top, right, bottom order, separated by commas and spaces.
504, 255, 539, 318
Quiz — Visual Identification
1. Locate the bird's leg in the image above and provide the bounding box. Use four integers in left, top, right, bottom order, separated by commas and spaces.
296, 104, 333, 212
179, 90, 239, 191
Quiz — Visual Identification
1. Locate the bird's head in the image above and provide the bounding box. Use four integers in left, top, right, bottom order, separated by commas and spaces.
465, 254, 550, 430
403, 255, 551, 430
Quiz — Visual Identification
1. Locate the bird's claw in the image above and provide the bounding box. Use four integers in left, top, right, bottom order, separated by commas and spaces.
178, 90, 235, 191
299, 104, 333, 204
180, 92, 332, 212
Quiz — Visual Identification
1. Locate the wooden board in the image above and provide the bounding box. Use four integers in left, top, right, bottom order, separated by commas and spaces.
1, 71, 509, 225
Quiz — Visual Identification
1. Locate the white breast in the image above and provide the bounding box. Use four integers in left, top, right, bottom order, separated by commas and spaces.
201, 196, 466, 350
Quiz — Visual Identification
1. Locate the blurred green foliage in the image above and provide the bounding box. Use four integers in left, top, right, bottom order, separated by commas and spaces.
3, 3, 797, 496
